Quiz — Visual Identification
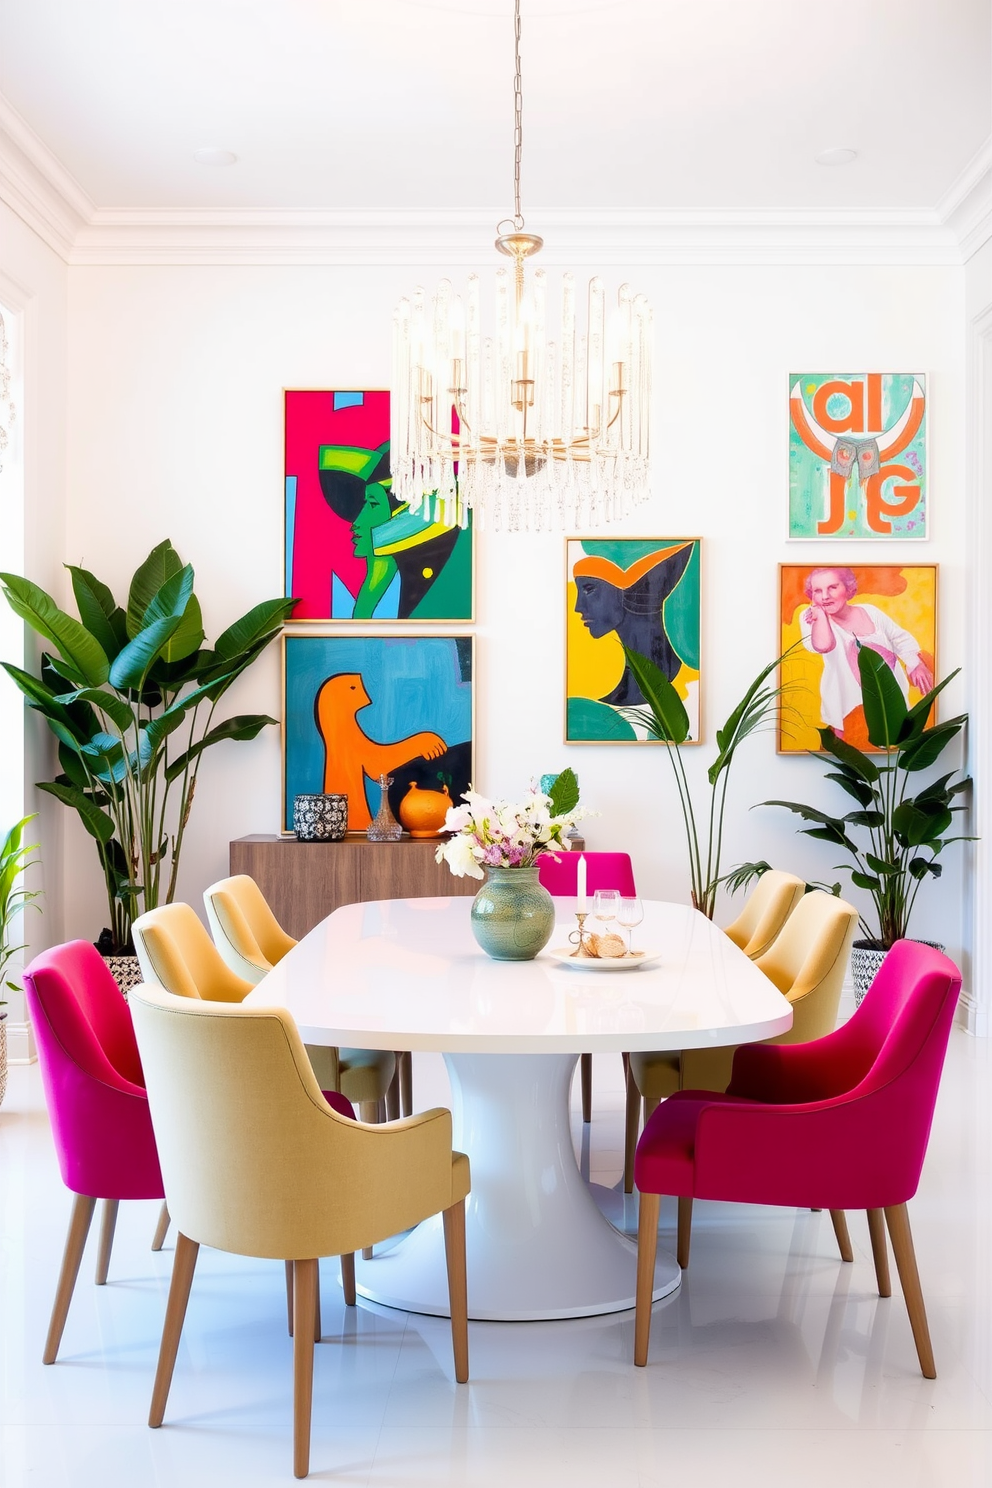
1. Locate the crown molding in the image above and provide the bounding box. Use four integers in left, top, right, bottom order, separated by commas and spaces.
1, 88, 987, 269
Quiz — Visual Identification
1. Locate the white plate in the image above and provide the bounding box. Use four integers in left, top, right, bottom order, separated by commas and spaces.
546, 945, 661, 973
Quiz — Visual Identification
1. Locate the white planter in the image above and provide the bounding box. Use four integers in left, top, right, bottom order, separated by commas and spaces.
851, 939, 945, 1007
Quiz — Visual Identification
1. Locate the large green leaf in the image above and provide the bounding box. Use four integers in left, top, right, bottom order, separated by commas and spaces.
213, 597, 298, 660
55, 686, 135, 735
109, 615, 183, 690
547, 767, 580, 817
0, 571, 110, 687
66, 566, 127, 660
899, 717, 966, 773
142, 566, 204, 664
622, 646, 690, 743
818, 727, 880, 782
163, 713, 277, 782
896, 668, 960, 744
126, 540, 184, 639
851, 870, 883, 892
1, 662, 89, 738
37, 780, 115, 842
893, 801, 953, 845
824, 771, 875, 807
858, 646, 908, 749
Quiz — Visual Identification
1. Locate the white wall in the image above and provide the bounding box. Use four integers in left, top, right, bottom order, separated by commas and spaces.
57, 258, 968, 969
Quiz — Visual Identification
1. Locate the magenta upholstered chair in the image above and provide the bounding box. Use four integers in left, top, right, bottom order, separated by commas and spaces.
633, 940, 961, 1378
23, 940, 168, 1363
538, 851, 638, 1123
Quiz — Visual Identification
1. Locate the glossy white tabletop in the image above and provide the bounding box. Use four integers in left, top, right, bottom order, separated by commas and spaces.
249, 896, 792, 1053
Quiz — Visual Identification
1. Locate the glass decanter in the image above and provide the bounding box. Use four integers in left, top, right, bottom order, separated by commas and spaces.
367, 773, 403, 841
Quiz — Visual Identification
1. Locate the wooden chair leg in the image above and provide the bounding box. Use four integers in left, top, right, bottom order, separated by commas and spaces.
830, 1209, 854, 1263
149, 1233, 199, 1427
399, 1050, 413, 1117
866, 1208, 891, 1297
580, 1053, 592, 1124
313, 1263, 322, 1342
884, 1203, 936, 1378
442, 1200, 469, 1384
623, 1062, 641, 1194
151, 1201, 170, 1252
44, 1193, 97, 1364
340, 1252, 356, 1307
677, 1195, 693, 1270
292, 1259, 318, 1478
285, 1259, 295, 1336
95, 1198, 119, 1285
385, 1066, 401, 1123
634, 1190, 661, 1366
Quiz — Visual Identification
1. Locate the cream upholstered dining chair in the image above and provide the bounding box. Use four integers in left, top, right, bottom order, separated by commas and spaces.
133, 901, 395, 1124
129, 983, 469, 1479
624, 890, 859, 1193
204, 875, 411, 1118
723, 869, 806, 960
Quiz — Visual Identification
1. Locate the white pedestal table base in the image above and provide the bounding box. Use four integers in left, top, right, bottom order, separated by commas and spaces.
354, 1053, 681, 1321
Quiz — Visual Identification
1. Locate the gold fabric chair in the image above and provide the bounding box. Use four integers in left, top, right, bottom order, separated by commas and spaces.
129, 983, 469, 1478
723, 869, 806, 959
134, 902, 395, 1122
624, 891, 859, 1190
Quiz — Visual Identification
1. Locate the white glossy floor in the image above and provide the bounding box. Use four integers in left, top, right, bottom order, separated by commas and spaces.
2, 1008, 991, 1487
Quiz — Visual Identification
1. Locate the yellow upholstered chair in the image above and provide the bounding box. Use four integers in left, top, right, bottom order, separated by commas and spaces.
129, 983, 469, 1479
723, 869, 806, 960
134, 902, 395, 1123
624, 891, 859, 1190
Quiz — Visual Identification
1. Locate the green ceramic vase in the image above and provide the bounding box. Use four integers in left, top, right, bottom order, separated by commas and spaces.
470, 866, 556, 961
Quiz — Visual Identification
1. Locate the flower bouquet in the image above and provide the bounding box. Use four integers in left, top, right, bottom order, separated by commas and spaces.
436, 772, 586, 880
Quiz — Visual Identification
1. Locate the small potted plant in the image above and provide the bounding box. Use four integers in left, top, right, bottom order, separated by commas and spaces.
764, 648, 970, 1002
0, 815, 41, 1109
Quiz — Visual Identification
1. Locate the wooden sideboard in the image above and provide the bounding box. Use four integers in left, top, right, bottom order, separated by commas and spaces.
229, 834, 477, 940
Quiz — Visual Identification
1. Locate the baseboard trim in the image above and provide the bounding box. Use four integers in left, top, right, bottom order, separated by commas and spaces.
5, 1019, 37, 1064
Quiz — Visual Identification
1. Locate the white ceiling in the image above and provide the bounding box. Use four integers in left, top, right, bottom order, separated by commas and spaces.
0, 0, 989, 220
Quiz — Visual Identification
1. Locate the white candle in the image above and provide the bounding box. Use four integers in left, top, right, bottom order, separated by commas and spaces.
575, 854, 587, 909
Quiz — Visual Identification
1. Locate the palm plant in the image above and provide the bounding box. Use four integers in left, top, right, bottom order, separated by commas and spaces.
1, 541, 295, 952
0, 815, 41, 1003
623, 647, 787, 919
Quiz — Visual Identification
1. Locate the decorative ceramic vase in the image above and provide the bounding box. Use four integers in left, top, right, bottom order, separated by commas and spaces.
470, 866, 556, 961
851, 937, 945, 1007
102, 955, 143, 999
399, 783, 450, 838
294, 793, 348, 842
367, 774, 403, 842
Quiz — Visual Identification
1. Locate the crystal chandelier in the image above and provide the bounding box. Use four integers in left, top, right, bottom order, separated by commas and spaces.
392, 0, 652, 532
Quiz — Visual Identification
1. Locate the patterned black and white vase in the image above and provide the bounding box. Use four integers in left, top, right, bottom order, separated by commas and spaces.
294, 793, 349, 842
851, 938, 945, 1007
102, 956, 143, 999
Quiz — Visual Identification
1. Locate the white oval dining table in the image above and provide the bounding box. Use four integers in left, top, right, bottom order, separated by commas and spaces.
248, 895, 792, 1322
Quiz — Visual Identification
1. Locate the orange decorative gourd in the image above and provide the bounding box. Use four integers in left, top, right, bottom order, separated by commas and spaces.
399, 783, 451, 839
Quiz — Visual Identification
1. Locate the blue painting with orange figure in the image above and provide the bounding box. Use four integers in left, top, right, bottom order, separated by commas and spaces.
284, 390, 473, 620
284, 634, 473, 831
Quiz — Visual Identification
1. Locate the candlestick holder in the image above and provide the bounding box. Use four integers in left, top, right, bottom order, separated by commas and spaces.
567, 911, 592, 958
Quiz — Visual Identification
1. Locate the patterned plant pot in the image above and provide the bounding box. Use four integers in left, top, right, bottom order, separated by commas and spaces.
0, 1013, 7, 1109
294, 793, 348, 842
851, 938, 946, 1007
470, 866, 556, 962
102, 955, 143, 999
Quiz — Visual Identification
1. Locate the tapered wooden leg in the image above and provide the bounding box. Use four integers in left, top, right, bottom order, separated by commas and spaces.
442, 1201, 469, 1383
313, 1264, 322, 1342
866, 1208, 891, 1297
634, 1190, 661, 1366
385, 1066, 401, 1123
623, 1062, 641, 1194
149, 1233, 199, 1427
399, 1050, 413, 1117
830, 1209, 854, 1263
95, 1199, 119, 1285
580, 1053, 592, 1124
151, 1201, 170, 1252
677, 1195, 693, 1270
292, 1259, 318, 1478
884, 1203, 936, 1378
285, 1259, 295, 1336
340, 1252, 356, 1307
44, 1193, 97, 1364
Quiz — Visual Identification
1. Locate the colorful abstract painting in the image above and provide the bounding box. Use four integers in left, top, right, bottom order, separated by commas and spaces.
779, 564, 937, 753
283, 634, 474, 831
284, 390, 473, 621
789, 373, 927, 539
565, 538, 701, 744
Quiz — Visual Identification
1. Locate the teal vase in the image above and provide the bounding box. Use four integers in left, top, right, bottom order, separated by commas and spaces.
470, 866, 556, 961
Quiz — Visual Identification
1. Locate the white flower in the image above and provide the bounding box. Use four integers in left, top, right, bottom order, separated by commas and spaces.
436, 833, 485, 879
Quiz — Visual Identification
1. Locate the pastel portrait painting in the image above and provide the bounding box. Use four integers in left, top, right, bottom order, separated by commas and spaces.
283, 635, 473, 831
565, 538, 701, 744
284, 389, 473, 622
779, 564, 937, 753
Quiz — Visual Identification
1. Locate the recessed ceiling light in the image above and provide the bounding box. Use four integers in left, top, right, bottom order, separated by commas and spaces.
815, 147, 858, 167
193, 148, 238, 167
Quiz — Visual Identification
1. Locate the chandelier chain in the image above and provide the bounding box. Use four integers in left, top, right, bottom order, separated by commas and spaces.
512, 0, 524, 230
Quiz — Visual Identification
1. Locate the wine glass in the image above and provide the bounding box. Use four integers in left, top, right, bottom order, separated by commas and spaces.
593, 889, 620, 935
617, 896, 644, 954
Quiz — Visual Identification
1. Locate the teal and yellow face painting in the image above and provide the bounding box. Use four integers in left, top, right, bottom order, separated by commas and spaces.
565, 538, 701, 744
789, 373, 927, 540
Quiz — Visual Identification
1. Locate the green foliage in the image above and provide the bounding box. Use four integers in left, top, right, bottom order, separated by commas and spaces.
766, 647, 971, 948
1, 542, 296, 953
547, 768, 580, 818
0, 816, 42, 1003
624, 647, 787, 919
